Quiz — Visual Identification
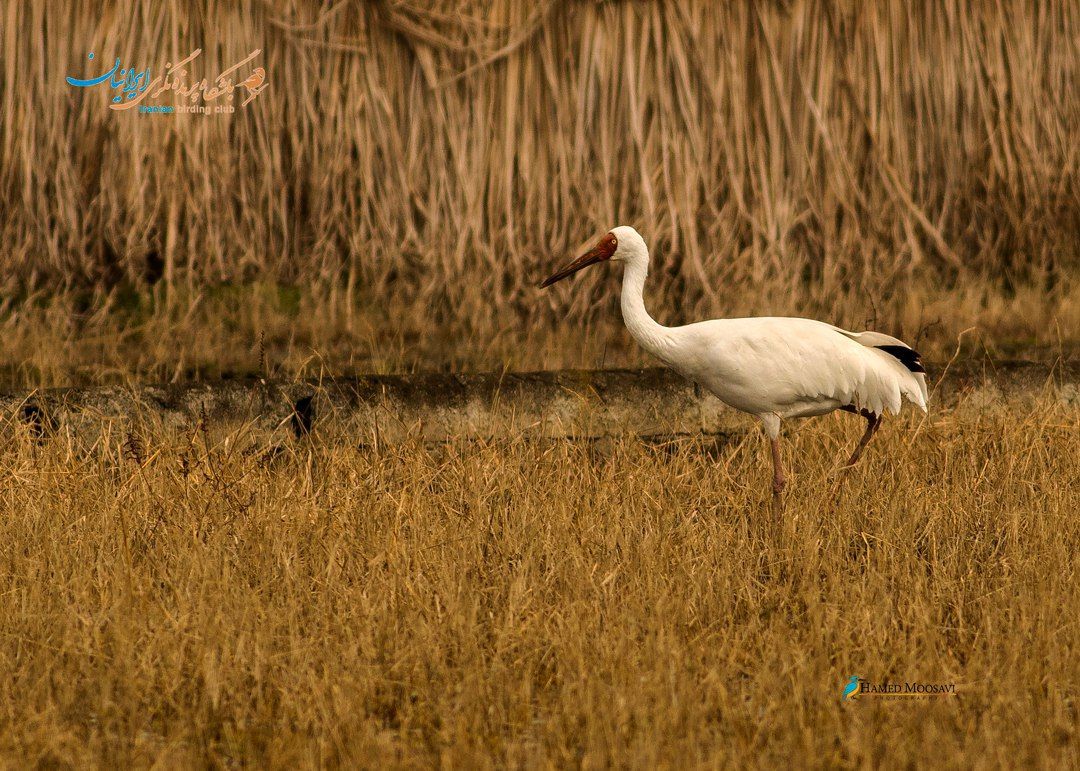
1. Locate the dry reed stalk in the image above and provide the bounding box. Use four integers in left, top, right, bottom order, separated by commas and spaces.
0, 1, 1074, 343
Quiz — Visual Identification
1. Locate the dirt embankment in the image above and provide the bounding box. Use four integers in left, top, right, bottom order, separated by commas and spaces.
2, 360, 1077, 446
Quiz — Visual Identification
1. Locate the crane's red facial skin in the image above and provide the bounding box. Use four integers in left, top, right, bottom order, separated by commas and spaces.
540, 233, 618, 288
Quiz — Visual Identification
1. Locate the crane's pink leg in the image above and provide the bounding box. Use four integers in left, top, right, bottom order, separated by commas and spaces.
770, 436, 786, 517
759, 415, 785, 519
844, 412, 882, 467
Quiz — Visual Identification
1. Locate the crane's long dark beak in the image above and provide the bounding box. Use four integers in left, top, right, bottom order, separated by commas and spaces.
540, 236, 618, 288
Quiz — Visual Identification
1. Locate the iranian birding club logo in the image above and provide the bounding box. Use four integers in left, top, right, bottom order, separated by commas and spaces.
843, 675, 958, 702
66, 48, 268, 115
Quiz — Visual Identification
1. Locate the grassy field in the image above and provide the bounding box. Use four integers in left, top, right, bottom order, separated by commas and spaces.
1, 387, 1077, 767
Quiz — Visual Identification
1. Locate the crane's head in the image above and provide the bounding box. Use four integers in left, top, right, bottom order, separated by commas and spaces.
540, 226, 646, 288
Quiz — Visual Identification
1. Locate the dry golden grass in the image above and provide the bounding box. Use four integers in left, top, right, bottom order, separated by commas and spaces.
1, 389, 1077, 767
1, 1, 1076, 351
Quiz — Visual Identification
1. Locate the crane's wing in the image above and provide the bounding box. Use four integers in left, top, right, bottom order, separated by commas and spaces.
672, 318, 929, 418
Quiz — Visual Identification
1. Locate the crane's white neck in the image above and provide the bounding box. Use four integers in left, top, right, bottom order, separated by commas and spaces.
619, 245, 670, 358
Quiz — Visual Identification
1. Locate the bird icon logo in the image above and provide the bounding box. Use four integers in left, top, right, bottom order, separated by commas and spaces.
843, 675, 861, 701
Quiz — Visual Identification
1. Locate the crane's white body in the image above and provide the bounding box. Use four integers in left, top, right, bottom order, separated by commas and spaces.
609, 226, 928, 438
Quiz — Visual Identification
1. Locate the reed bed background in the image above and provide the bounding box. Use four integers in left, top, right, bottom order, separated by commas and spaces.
1, 0, 1077, 382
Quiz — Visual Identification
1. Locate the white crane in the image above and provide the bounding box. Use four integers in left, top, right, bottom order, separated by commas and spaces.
541, 226, 928, 513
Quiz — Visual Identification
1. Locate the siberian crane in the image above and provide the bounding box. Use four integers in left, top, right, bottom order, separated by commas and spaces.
541, 226, 928, 514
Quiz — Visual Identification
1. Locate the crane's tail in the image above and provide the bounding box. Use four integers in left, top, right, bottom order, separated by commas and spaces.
830, 327, 929, 412
908, 371, 929, 412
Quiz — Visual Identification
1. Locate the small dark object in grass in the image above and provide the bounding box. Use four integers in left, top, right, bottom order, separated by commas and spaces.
292, 395, 315, 439
20, 403, 54, 441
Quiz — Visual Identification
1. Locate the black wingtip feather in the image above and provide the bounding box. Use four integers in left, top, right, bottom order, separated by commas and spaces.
875, 344, 925, 373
